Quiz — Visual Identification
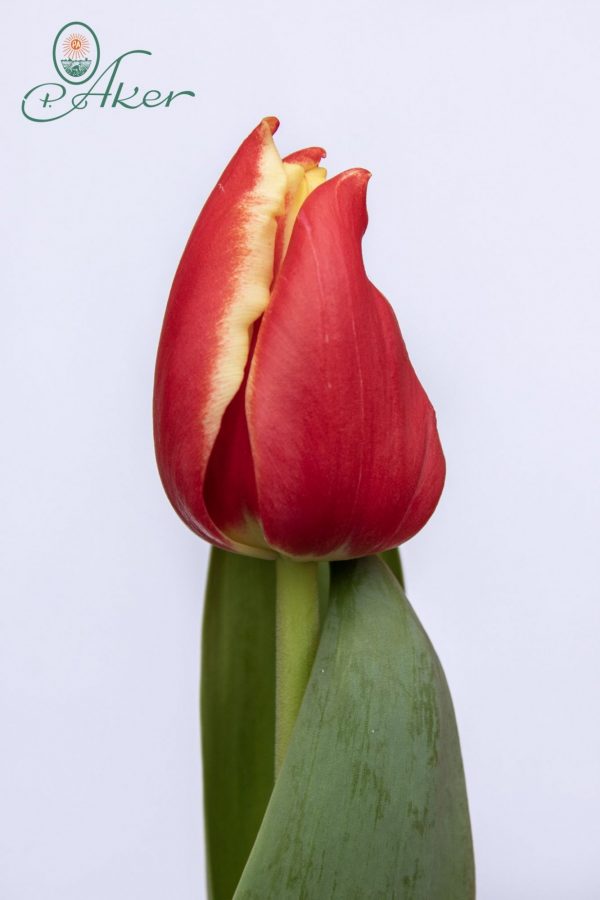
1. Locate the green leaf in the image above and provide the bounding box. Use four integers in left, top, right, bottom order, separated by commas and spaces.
234, 555, 474, 899
201, 548, 276, 900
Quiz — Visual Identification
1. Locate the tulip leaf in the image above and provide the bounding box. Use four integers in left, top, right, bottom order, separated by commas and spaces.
201, 549, 276, 900
233, 555, 474, 899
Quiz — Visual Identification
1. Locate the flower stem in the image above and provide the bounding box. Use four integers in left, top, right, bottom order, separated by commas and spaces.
275, 558, 320, 777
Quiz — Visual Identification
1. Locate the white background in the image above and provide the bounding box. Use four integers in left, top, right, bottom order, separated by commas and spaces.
2, 1, 599, 897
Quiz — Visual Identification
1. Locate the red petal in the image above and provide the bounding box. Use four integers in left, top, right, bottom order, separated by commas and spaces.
247, 169, 445, 559
153, 118, 286, 558
282, 146, 327, 168
203, 321, 266, 549
272, 147, 327, 282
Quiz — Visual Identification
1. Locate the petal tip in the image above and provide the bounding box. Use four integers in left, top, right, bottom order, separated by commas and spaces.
283, 146, 327, 168
342, 166, 372, 183
262, 116, 280, 135
329, 167, 371, 218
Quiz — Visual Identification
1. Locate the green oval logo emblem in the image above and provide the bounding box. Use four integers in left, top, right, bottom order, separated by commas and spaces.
52, 22, 100, 85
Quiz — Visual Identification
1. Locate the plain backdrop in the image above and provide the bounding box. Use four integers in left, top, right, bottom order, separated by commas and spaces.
2, 1, 599, 897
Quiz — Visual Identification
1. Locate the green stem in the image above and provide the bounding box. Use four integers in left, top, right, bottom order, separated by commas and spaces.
275, 558, 320, 777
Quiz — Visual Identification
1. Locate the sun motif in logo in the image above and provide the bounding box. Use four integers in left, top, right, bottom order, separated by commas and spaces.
59, 30, 94, 77
62, 32, 91, 60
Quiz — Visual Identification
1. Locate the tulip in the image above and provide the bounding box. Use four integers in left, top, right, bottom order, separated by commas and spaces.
154, 122, 474, 897
153, 116, 445, 561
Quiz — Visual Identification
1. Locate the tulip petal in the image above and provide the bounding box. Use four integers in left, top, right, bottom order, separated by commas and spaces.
154, 118, 287, 557
247, 169, 446, 559
283, 146, 326, 168
273, 148, 327, 280
203, 322, 268, 551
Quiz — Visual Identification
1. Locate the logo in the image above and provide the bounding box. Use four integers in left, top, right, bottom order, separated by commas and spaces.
23, 22, 195, 123
53, 22, 100, 84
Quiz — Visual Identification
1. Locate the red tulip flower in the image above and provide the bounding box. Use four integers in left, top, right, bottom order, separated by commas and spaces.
153, 117, 445, 561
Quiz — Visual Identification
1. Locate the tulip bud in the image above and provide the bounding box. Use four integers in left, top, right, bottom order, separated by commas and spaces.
153, 117, 445, 560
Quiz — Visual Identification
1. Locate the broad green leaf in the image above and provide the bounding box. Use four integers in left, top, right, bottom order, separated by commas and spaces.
201, 548, 276, 900
234, 555, 474, 899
